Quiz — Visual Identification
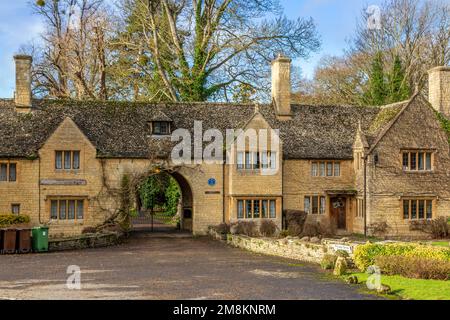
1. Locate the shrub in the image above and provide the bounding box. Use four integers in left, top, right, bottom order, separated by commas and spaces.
300, 217, 335, 237
354, 242, 450, 271
367, 221, 389, 236
259, 220, 277, 237
320, 254, 337, 270
232, 221, 258, 237
0, 214, 31, 227
279, 230, 289, 238
82, 227, 97, 234
410, 217, 449, 239
284, 210, 307, 236
375, 255, 450, 280
212, 223, 230, 234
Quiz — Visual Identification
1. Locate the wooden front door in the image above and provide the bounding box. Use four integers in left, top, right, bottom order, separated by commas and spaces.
331, 197, 346, 230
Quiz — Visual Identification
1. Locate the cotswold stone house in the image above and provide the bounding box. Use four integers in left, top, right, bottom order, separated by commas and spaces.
1, 54, 450, 238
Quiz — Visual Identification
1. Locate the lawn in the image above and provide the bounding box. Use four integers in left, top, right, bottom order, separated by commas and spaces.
348, 272, 450, 300
430, 241, 450, 247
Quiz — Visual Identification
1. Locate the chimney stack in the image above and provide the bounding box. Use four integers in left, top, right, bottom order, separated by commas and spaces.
271, 54, 292, 120
14, 55, 33, 113
428, 66, 450, 117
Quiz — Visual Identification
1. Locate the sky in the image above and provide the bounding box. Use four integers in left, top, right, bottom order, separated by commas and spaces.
0, 0, 383, 98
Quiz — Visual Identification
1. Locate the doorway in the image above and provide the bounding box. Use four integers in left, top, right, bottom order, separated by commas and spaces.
330, 197, 346, 230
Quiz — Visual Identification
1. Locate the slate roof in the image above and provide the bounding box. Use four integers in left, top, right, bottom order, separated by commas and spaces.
0, 98, 390, 160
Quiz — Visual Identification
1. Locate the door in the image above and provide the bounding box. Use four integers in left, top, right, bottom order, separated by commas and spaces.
331, 197, 346, 230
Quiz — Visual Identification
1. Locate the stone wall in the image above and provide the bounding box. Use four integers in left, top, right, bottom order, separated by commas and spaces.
226, 234, 361, 264
48, 231, 124, 252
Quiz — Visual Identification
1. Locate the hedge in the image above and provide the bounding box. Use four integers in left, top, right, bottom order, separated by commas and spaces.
0, 214, 31, 227
354, 242, 450, 271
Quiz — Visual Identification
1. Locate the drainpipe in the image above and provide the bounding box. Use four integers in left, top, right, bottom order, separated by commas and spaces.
222, 163, 225, 224
363, 154, 368, 237
38, 156, 42, 224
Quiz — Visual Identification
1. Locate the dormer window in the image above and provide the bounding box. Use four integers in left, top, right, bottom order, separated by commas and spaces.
152, 121, 171, 135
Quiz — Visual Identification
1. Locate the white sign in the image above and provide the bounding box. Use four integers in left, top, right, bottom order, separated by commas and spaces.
331, 244, 353, 254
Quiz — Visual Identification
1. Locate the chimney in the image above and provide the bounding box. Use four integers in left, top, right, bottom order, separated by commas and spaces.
428, 66, 450, 117
14, 55, 33, 113
271, 54, 292, 120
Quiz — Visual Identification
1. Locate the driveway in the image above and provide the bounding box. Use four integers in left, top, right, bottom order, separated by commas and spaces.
0, 232, 380, 300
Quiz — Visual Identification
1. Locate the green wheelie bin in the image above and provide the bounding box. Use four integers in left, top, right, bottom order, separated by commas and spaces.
32, 226, 49, 252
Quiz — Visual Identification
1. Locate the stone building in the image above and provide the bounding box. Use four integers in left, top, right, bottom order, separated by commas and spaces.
1, 54, 449, 238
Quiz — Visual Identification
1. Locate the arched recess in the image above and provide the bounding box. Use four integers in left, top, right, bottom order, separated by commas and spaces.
170, 171, 194, 232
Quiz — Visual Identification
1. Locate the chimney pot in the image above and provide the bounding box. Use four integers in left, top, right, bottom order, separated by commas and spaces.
428, 66, 450, 117
271, 54, 292, 120
14, 55, 33, 113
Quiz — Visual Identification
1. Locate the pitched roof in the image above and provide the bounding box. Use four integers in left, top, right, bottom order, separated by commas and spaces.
0, 98, 384, 160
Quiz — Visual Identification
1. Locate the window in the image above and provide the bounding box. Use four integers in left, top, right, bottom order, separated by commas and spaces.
355, 152, 363, 170
402, 151, 433, 172
237, 151, 276, 171
56, 151, 80, 170
356, 198, 364, 218
11, 204, 20, 215
237, 200, 244, 219
304, 196, 326, 215
0, 163, 17, 182
50, 199, 85, 221
237, 199, 277, 219
312, 161, 341, 177
152, 121, 171, 135
403, 199, 433, 220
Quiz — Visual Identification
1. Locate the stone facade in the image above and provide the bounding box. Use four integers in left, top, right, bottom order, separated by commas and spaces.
1, 55, 450, 239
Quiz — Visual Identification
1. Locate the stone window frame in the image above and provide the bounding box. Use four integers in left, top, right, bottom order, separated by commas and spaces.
11, 204, 20, 215
400, 150, 435, 173
55, 150, 81, 171
236, 151, 277, 171
401, 198, 434, 220
151, 121, 172, 135
48, 197, 87, 223
355, 198, 364, 218
236, 198, 277, 219
0, 162, 17, 183
304, 195, 326, 215
311, 161, 341, 177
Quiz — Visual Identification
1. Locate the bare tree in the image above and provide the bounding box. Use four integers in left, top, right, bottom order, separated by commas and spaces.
110, 0, 321, 102
27, 0, 112, 100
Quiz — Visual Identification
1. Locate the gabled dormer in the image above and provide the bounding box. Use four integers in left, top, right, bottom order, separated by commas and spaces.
148, 111, 173, 136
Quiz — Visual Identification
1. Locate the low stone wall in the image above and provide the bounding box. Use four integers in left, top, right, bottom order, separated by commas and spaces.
226, 234, 363, 265
49, 232, 125, 252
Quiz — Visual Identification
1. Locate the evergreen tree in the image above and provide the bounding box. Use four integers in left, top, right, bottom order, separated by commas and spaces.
388, 55, 410, 103
366, 51, 388, 105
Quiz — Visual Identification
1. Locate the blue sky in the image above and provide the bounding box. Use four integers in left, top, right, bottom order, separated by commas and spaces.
0, 0, 382, 98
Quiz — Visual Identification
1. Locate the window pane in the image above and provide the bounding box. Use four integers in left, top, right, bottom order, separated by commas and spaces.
411, 200, 417, 219
64, 151, 71, 169
68, 200, 75, 220
237, 152, 244, 169
262, 200, 268, 218
253, 152, 260, 169
0, 163, 7, 181
245, 200, 252, 218
327, 162, 333, 176
270, 152, 276, 170
403, 200, 409, 219
11, 204, 20, 215
59, 200, 66, 220
304, 197, 311, 214
311, 162, 318, 176
237, 200, 244, 218
73, 151, 80, 170
51, 200, 58, 219
410, 153, 417, 170
334, 162, 340, 176
245, 152, 252, 169
55, 151, 63, 169
269, 200, 276, 218
9, 163, 16, 182
253, 200, 260, 218
402, 153, 409, 170
426, 200, 432, 219
261, 152, 268, 169
312, 196, 318, 214
77, 201, 84, 220
418, 200, 425, 219
320, 196, 326, 214
426, 153, 432, 171
418, 153, 424, 170
319, 162, 325, 176
153, 122, 161, 134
